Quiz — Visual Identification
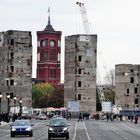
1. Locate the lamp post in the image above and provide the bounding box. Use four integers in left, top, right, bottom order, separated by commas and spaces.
6, 93, 10, 115
19, 99, 22, 115
0, 93, 2, 114
13, 96, 17, 114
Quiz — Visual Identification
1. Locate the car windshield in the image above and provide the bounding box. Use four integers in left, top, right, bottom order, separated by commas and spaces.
13, 120, 30, 126
49, 119, 67, 126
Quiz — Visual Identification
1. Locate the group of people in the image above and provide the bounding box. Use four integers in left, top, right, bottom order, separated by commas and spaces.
128, 115, 139, 124
0, 112, 10, 124
106, 113, 139, 124
78, 112, 90, 122
0, 112, 23, 125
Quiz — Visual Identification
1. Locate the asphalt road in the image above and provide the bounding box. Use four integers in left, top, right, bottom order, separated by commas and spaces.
0, 119, 140, 140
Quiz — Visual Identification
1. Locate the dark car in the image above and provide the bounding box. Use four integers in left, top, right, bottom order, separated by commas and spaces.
20, 113, 32, 120
47, 117, 70, 139
10, 119, 33, 137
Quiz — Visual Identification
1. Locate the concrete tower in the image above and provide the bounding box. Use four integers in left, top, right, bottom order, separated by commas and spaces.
115, 64, 140, 111
64, 34, 97, 114
0, 30, 32, 112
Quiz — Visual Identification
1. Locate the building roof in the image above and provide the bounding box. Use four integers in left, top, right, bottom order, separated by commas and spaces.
44, 8, 55, 32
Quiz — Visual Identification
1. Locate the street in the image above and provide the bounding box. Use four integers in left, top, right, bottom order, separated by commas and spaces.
0, 119, 140, 140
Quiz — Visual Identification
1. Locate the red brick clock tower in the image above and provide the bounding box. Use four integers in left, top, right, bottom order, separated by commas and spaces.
36, 12, 62, 85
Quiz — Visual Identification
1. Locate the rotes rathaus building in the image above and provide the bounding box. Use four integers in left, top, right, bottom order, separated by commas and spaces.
64, 35, 97, 114
36, 13, 62, 85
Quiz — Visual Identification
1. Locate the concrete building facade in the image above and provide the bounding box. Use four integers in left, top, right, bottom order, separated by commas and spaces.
0, 30, 32, 112
64, 34, 97, 114
115, 64, 140, 111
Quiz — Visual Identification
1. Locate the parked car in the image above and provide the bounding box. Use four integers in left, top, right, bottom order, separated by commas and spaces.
10, 119, 33, 137
47, 117, 70, 139
52, 114, 63, 118
36, 114, 47, 120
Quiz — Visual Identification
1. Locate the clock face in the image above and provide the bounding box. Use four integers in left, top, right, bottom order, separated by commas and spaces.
50, 40, 55, 47
42, 40, 48, 47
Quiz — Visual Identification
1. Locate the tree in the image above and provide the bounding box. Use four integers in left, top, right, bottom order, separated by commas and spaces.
104, 69, 115, 104
49, 88, 64, 107
32, 83, 54, 108
96, 89, 102, 111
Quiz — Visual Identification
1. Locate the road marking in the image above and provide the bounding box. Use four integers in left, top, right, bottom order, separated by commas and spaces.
122, 123, 140, 133
38, 131, 47, 140
104, 122, 128, 140
72, 122, 77, 140
33, 122, 40, 127
83, 122, 91, 140
72, 121, 91, 140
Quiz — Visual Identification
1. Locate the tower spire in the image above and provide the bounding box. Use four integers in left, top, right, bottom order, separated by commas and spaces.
44, 6, 55, 31
48, 6, 51, 25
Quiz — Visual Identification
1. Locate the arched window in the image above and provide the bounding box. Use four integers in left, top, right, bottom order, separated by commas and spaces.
42, 39, 48, 47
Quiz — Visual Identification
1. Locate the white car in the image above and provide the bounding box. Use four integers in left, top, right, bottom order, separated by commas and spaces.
36, 114, 47, 120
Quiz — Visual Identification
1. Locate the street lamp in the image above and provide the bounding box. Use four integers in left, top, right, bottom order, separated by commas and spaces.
0, 93, 2, 114
6, 93, 10, 115
19, 98, 22, 115
13, 96, 17, 114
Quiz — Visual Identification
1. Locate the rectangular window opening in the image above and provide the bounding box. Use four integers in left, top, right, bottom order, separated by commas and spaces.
10, 52, 14, 59
134, 87, 138, 94
10, 39, 14, 45
78, 69, 81, 74
78, 56, 82, 62
44, 52, 48, 60
130, 77, 134, 83
78, 81, 81, 87
78, 94, 81, 100
135, 98, 138, 104
127, 89, 129, 93
10, 66, 14, 72
10, 79, 14, 86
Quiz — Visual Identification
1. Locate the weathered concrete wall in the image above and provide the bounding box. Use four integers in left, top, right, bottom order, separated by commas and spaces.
115, 64, 140, 110
0, 30, 32, 112
64, 34, 97, 114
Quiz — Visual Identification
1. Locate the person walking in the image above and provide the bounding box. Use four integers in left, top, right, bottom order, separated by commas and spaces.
106, 114, 109, 122
78, 113, 83, 122
134, 116, 138, 124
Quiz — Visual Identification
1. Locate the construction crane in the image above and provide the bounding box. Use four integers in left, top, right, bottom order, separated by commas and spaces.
76, 2, 120, 114
76, 2, 90, 36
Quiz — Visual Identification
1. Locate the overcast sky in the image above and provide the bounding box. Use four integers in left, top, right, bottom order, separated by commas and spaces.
1, 0, 140, 84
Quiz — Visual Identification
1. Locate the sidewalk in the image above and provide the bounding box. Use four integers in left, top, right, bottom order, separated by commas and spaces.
0, 121, 10, 127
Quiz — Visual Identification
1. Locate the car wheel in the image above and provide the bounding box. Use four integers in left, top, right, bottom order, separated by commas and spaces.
66, 135, 69, 139
29, 132, 33, 137
48, 134, 51, 140
11, 133, 15, 137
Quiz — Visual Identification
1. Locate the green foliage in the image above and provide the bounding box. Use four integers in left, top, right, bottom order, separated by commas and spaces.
49, 88, 64, 108
104, 90, 115, 104
96, 89, 102, 111
32, 83, 64, 108
32, 83, 54, 108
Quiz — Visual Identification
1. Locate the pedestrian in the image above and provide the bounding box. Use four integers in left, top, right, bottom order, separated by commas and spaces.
134, 116, 138, 124
106, 114, 109, 122
131, 115, 133, 122
78, 113, 83, 122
